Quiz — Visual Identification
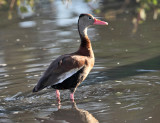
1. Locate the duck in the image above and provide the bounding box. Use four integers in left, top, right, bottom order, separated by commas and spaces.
33, 13, 108, 103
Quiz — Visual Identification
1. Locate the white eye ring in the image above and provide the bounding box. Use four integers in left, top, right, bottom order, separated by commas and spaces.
88, 17, 92, 20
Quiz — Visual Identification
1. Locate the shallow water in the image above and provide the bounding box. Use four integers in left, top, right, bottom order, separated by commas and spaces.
0, 0, 160, 123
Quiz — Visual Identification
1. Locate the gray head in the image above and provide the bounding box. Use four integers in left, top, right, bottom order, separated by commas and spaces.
78, 14, 108, 29
78, 13, 108, 37
78, 14, 95, 28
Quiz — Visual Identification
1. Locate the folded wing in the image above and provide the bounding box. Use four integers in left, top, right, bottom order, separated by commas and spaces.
33, 54, 85, 92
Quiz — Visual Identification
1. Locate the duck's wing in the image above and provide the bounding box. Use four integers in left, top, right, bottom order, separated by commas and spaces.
33, 54, 86, 92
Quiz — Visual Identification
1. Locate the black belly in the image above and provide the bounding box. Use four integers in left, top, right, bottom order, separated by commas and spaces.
51, 67, 85, 92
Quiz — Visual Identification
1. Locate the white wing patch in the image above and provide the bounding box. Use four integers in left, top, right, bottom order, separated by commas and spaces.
52, 67, 83, 85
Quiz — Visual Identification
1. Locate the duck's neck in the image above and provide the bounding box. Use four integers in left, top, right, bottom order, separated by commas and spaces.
77, 25, 94, 57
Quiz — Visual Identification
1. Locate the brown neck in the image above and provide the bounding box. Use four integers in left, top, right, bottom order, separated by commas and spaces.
77, 24, 94, 57
79, 33, 91, 49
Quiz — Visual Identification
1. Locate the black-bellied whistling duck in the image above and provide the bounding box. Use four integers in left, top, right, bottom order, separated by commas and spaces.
33, 13, 108, 103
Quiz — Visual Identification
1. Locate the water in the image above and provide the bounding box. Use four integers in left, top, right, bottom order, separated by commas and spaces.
0, 0, 160, 123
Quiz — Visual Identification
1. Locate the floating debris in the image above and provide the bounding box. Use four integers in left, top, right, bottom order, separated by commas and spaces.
34, 75, 39, 77
145, 116, 152, 121
41, 120, 44, 122
115, 80, 122, 83
16, 39, 20, 42
13, 111, 19, 114
0, 64, 7, 67
115, 92, 123, 96
115, 102, 121, 105
4, 75, 9, 77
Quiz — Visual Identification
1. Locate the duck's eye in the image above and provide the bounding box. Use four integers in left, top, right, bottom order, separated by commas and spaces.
88, 16, 92, 20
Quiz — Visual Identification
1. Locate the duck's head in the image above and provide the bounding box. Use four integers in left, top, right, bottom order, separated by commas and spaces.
78, 13, 108, 28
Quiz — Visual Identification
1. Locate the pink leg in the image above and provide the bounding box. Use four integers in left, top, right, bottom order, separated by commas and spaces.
56, 90, 61, 105
70, 93, 74, 102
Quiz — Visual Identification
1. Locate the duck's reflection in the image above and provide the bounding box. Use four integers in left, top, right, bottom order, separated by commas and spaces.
37, 102, 99, 123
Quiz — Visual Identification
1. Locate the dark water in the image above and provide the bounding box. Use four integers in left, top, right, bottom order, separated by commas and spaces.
0, 0, 160, 123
